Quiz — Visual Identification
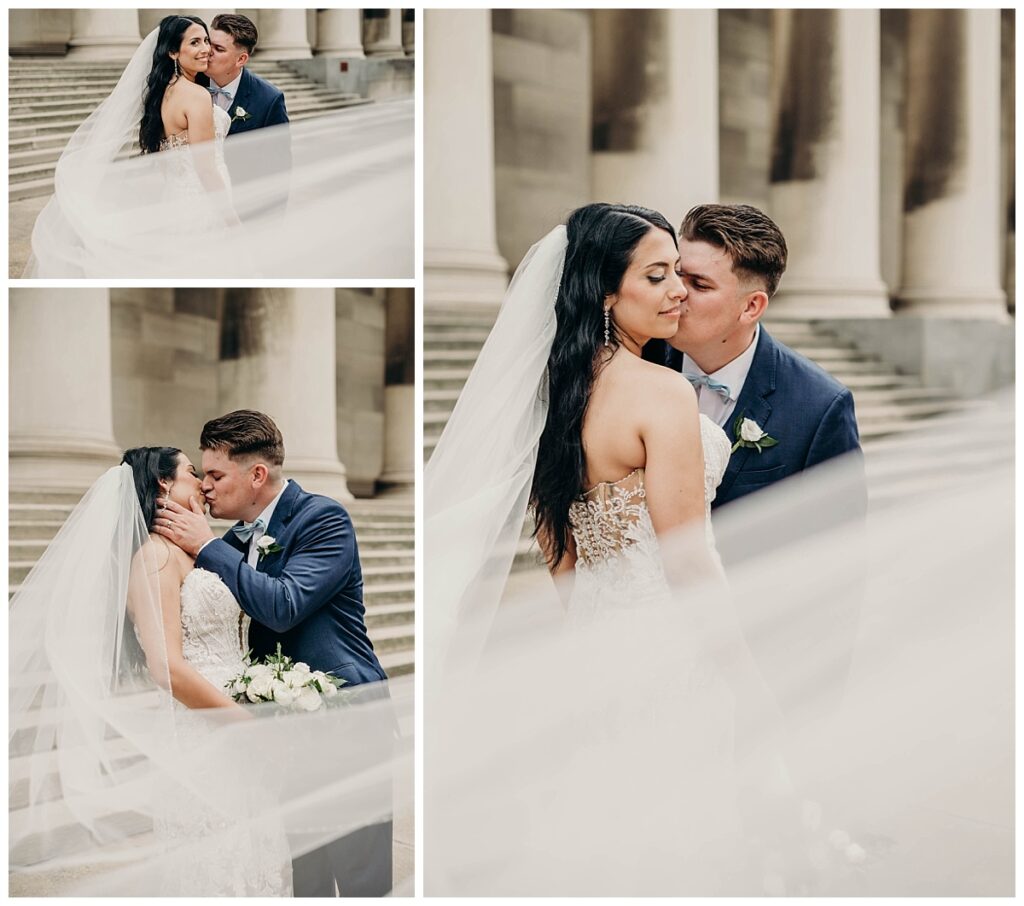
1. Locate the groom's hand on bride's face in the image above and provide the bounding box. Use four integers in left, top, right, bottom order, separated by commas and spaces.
153, 497, 215, 557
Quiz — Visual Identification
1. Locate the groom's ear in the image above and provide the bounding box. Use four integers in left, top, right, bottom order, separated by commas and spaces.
250, 462, 270, 487
742, 289, 769, 324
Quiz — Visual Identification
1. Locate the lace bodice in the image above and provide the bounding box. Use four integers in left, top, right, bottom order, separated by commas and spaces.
566, 415, 730, 618
179, 567, 251, 692
159, 104, 231, 151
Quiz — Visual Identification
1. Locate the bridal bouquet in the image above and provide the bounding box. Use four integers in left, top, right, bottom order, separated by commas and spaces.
226, 644, 345, 712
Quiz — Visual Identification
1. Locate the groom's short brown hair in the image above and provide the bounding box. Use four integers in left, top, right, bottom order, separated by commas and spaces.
211, 13, 258, 53
680, 204, 788, 297
201, 410, 284, 466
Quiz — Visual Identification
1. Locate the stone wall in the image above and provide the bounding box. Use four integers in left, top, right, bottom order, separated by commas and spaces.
492, 9, 591, 268
110, 288, 223, 467
335, 288, 387, 496
718, 10, 772, 209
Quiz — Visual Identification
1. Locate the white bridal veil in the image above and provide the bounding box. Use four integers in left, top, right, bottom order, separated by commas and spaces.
10, 465, 412, 895
25, 28, 413, 279
423, 227, 1013, 894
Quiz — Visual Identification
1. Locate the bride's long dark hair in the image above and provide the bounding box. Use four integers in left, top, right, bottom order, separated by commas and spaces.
121, 446, 183, 530
530, 203, 677, 569
139, 15, 210, 154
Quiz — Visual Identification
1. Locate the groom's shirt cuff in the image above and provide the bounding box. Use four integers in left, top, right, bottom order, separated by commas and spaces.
196, 538, 217, 558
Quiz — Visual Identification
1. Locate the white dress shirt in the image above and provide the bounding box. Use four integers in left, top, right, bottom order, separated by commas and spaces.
681, 323, 761, 428
246, 480, 289, 568
211, 70, 243, 111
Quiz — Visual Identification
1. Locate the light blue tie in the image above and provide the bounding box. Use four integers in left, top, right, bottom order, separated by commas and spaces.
232, 517, 266, 543
208, 86, 233, 101
682, 372, 732, 401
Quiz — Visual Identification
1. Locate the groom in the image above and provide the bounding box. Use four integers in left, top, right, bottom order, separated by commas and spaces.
155, 409, 392, 897
206, 13, 291, 212
644, 203, 863, 510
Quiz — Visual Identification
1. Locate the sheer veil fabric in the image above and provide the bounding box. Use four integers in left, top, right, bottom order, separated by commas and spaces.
423, 220, 1012, 894
9, 465, 411, 895
24, 28, 413, 278
424, 225, 566, 686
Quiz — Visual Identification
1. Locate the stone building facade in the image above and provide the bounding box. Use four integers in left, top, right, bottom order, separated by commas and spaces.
425, 10, 1014, 394
10, 287, 414, 500
10, 8, 415, 60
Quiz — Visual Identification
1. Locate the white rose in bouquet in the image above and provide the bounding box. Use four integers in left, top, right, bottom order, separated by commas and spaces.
248, 671, 275, 700
271, 678, 296, 706
296, 687, 323, 712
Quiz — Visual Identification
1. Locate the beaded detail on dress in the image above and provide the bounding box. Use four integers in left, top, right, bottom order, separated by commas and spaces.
179, 567, 251, 692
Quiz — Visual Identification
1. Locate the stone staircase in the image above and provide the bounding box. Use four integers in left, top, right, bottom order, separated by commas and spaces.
9, 57, 373, 201
8, 489, 414, 678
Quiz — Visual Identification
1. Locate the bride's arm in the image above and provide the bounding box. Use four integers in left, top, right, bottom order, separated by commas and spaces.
129, 539, 245, 711
181, 89, 240, 224
639, 374, 721, 583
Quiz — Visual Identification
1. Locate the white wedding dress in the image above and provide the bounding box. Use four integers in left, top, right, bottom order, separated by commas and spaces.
152, 567, 292, 897
157, 104, 232, 205
567, 414, 730, 619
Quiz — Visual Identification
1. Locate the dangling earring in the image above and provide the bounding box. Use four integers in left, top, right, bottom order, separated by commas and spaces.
172, 57, 180, 79
604, 307, 611, 347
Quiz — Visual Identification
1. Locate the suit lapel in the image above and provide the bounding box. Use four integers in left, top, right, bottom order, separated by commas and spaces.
227, 68, 253, 134
256, 481, 303, 574
716, 328, 778, 500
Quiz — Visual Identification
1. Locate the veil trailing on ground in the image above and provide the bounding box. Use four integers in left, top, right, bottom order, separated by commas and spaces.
24, 29, 413, 279
425, 306, 1013, 897
424, 225, 566, 684
10, 465, 411, 896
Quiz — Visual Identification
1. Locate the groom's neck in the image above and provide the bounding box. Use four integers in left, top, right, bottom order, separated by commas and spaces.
250, 478, 285, 518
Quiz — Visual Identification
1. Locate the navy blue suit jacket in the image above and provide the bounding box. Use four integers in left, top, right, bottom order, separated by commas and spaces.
196, 481, 387, 687
226, 68, 289, 135
646, 328, 863, 509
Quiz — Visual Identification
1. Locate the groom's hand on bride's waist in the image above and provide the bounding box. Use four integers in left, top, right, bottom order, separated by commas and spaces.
154, 497, 215, 557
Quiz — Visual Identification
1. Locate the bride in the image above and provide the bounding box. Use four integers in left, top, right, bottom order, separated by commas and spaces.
10, 452, 408, 896
424, 205, 1013, 894
25, 19, 412, 278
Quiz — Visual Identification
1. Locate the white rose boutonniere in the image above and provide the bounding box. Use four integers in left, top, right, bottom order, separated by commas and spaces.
231, 105, 251, 124
255, 534, 283, 561
731, 413, 778, 454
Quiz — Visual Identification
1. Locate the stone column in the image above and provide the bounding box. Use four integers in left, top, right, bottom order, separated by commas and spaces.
768, 10, 890, 318
252, 9, 312, 61
66, 10, 141, 60
591, 10, 719, 219
315, 9, 364, 57
402, 10, 415, 57
138, 10, 234, 35
218, 289, 352, 501
898, 10, 1007, 320
364, 9, 405, 58
10, 289, 121, 493
379, 289, 414, 492
425, 10, 508, 309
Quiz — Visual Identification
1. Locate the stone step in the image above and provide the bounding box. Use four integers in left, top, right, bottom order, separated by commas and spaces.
364, 600, 414, 629
367, 622, 414, 654
378, 648, 414, 678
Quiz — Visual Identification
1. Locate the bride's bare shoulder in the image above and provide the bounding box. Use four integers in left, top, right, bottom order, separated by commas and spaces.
136, 534, 193, 577
607, 352, 697, 406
